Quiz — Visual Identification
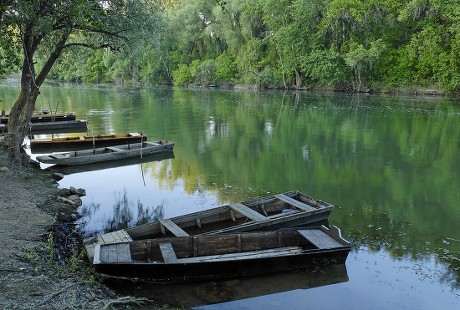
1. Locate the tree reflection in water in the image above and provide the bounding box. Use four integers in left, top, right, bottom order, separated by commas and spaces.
79, 188, 164, 237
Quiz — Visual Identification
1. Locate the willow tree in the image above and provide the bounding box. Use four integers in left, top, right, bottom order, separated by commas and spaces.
0, 0, 160, 163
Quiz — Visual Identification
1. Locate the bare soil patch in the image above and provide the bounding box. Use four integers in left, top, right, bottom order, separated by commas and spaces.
0, 146, 159, 309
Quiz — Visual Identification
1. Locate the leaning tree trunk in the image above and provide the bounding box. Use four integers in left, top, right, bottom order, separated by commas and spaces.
3, 64, 40, 164
2, 21, 70, 164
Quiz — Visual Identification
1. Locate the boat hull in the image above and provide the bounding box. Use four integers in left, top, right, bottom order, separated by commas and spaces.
36, 140, 174, 166
29, 120, 88, 134
2, 120, 88, 134
92, 226, 351, 283
1, 112, 76, 124
84, 190, 334, 262
31, 133, 147, 153
94, 248, 349, 283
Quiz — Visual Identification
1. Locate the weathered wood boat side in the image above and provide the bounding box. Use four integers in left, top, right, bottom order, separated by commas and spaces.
0, 112, 76, 124
29, 120, 88, 133
31, 132, 147, 153
2, 120, 88, 133
84, 191, 334, 261
36, 140, 174, 166
46, 151, 174, 175
91, 226, 351, 283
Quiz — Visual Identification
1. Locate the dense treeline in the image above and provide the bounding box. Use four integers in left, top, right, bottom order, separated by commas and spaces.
3, 0, 460, 92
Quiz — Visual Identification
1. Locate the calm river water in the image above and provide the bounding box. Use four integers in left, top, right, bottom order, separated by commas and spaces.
1, 81, 460, 309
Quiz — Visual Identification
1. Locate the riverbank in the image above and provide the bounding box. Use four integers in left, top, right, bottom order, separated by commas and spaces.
0, 146, 159, 309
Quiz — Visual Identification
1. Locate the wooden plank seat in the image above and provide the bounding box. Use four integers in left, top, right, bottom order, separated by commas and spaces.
274, 194, 317, 211
105, 146, 124, 152
95, 243, 132, 264
99, 229, 133, 244
49, 153, 71, 159
298, 229, 344, 249
229, 203, 268, 222
159, 242, 178, 263
177, 246, 302, 263
160, 219, 189, 237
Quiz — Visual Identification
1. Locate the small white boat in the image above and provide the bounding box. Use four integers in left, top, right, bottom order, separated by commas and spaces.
36, 140, 174, 166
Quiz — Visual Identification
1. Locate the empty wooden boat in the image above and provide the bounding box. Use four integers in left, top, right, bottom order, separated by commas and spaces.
84, 190, 334, 260
91, 225, 351, 283
31, 132, 147, 153
45, 151, 174, 174
2, 120, 88, 133
0, 112, 76, 124
29, 120, 88, 134
36, 140, 174, 166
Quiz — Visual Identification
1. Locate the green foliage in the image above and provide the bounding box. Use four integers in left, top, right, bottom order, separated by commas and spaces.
4, 0, 460, 92
193, 59, 217, 85
378, 47, 415, 88
215, 51, 238, 84
0, 37, 20, 77
301, 49, 347, 86
344, 39, 386, 90
172, 63, 193, 86
46, 233, 54, 263
82, 50, 107, 83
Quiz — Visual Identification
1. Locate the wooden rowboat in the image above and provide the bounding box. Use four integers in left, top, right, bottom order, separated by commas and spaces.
0, 112, 76, 124
84, 190, 334, 260
36, 140, 174, 166
31, 132, 147, 153
91, 225, 351, 283
1, 120, 88, 134
29, 120, 88, 134
45, 151, 174, 174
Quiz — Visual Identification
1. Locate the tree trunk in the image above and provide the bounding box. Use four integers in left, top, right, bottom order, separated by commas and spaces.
294, 69, 303, 89
2, 22, 70, 165
3, 64, 40, 163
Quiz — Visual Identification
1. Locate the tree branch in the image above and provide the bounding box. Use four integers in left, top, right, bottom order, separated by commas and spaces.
62, 42, 112, 50
73, 24, 131, 40
36, 25, 72, 86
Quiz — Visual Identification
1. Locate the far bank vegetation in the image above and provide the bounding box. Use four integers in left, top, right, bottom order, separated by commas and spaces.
2, 0, 460, 93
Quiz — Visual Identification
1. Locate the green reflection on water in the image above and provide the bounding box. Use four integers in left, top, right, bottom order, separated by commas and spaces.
2, 82, 459, 289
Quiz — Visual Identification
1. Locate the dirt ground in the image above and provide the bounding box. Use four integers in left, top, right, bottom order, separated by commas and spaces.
0, 145, 161, 309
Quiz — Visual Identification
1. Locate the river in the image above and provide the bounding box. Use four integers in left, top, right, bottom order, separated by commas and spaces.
1, 81, 459, 309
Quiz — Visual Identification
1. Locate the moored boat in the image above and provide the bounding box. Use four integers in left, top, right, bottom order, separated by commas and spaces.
0, 112, 76, 124
84, 190, 334, 260
29, 120, 88, 134
31, 132, 146, 153
1, 120, 88, 134
36, 140, 174, 166
91, 225, 351, 283
45, 151, 174, 175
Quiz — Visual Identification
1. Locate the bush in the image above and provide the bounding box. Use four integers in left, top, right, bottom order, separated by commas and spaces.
172, 63, 193, 86
215, 52, 238, 84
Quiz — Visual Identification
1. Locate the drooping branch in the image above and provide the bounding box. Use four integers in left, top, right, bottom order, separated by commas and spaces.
62, 42, 112, 49
73, 24, 131, 40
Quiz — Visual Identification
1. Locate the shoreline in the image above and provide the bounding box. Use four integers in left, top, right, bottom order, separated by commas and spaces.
0, 77, 457, 98
0, 146, 158, 309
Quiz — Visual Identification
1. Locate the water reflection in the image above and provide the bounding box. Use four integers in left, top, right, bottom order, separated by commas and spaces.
105, 264, 348, 307
79, 188, 165, 236
3, 82, 460, 308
